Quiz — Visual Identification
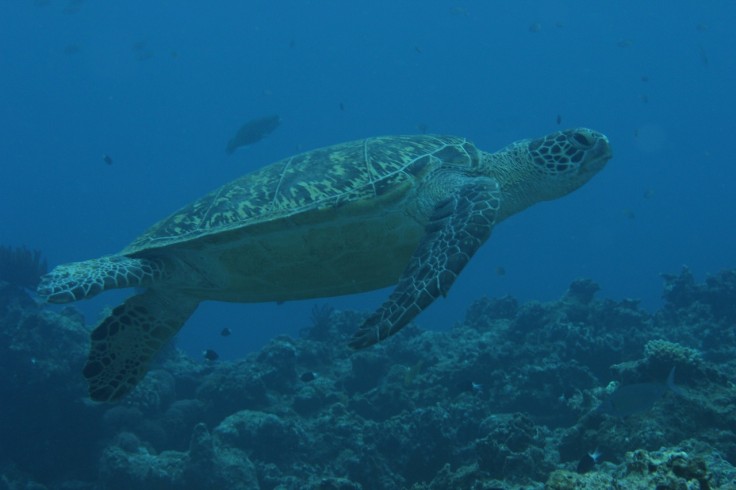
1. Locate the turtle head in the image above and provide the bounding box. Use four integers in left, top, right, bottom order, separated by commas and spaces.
524, 127, 612, 200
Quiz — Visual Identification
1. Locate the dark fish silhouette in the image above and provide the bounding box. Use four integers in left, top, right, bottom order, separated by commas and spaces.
202, 349, 219, 361
102, 154, 113, 165
576, 449, 602, 473
220, 327, 232, 337
226, 115, 281, 155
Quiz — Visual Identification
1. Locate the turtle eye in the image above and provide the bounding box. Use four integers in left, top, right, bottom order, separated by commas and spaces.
572, 131, 594, 148
529, 130, 590, 175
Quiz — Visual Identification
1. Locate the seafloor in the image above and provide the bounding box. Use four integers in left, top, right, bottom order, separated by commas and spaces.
1, 267, 735, 489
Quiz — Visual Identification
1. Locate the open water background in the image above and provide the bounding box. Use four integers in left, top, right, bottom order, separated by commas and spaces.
1, 1, 734, 360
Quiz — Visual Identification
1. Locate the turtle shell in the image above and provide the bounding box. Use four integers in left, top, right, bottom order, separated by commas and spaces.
123, 134, 480, 254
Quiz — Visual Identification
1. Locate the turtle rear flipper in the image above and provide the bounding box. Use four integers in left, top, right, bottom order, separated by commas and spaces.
37, 255, 166, 303
83, 289, 199, 402
349, 177, 501, 349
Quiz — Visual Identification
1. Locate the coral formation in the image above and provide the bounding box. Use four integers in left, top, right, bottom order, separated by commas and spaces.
1, 267, 736, 488
0, 245, 48, 289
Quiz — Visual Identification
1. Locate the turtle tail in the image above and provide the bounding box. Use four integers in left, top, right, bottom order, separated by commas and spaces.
37, 255, 167, 304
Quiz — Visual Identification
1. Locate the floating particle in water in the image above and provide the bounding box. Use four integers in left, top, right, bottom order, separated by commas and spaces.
449, 6, 468, 16
63, 0, 85, 15
132, 40, 154, 61
698, 44, 709, 66
64, 44, 81, 55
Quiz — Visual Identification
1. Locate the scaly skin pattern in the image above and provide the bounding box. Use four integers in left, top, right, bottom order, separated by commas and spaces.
349, 128, 612, 348
122, 135, 482, 253
83, 289, 199, 402
349, 176, 501, 348
35, 129, 611, 402
37, 255, 166, 303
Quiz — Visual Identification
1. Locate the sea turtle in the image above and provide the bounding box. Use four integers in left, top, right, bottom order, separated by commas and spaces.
38, 128, 612, 402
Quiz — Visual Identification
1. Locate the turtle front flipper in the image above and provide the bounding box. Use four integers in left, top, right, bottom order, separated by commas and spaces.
349, 177, 501, 349
83, 289, 199, 402
37, 255, 167, 304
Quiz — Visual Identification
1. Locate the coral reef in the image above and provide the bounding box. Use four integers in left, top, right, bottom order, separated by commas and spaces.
1, 267, 736, 488
0, 245, 48, 289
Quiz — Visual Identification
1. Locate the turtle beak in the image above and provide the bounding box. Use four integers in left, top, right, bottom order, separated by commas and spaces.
581, 133, 612, 175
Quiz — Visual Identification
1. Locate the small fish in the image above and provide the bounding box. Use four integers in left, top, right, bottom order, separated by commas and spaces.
339, 102, 345, 111
220, 327, 232, 337
577, 448, 602, 473
202, 349, 219, 361
556, 114, 562, 125
102, 154, 113, 165
226, 115, 281, 155
300, 371, 318, 382
597, 367, 682, 418
414, 45, 422, 54
495, 266, 506, 277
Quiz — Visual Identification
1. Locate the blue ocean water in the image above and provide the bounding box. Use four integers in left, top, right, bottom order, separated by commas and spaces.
1, 0, 734, 363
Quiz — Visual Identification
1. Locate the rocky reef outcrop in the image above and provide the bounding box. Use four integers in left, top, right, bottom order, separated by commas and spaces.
1, 267, 735, 489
